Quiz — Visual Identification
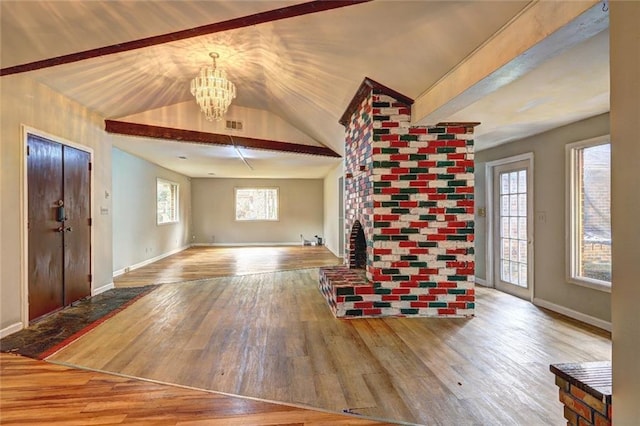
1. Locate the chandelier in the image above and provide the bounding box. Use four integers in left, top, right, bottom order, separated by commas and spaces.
190, 52, 236, 121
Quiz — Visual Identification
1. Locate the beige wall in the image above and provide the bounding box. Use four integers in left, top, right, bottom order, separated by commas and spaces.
112, 148, 192, 274
474, 113, 611, 324
610, 2, 640, 422
192, 178, 323, 245
1, 74, 113, 333
322, 162, 344, 257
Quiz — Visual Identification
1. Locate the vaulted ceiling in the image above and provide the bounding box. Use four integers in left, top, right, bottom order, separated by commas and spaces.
0, 1, 610, 178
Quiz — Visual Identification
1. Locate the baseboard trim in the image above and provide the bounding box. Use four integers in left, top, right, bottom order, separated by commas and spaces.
533, 298, 612, 332
475, 278, 489, 287
192, 242, 301, 247
1, 322, 23, 338
113, 245, 190, 278
92, 282, 114, 296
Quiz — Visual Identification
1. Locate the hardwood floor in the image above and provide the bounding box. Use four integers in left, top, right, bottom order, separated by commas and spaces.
114, 245, 341, 287
0, 352, 390, 425
49, 266, 612, 425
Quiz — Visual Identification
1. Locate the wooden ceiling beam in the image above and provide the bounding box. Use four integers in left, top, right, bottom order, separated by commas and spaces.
1, 0, 371, 76
105, 120, 341, 158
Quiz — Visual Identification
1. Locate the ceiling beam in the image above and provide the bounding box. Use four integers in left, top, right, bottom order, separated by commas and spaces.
105, 120, 341, 158
0, 0, 371, 76
412, 0, 607, 125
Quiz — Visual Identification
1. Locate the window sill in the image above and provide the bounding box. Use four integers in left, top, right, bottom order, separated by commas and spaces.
157, 221, 179, 226
568, 277, 611, 294
235, 219, 279, 222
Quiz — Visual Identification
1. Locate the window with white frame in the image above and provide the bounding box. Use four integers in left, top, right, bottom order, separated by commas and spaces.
235, 188, 279, 221
567, 137, 611, 289
157, 179, 179, 224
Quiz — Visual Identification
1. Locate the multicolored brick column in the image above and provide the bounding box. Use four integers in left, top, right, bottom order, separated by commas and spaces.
319, 77, 476, 318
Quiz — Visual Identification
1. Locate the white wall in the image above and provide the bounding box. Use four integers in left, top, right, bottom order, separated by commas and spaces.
1, 74, 113, 333
192, 178, 323, 245
322, 161, 344, 257
112, 148, 192, 274
610, 2, 640, 422
474, 113, 611, 324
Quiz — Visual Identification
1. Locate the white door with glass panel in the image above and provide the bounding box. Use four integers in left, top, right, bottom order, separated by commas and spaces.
493, 160, 532, 300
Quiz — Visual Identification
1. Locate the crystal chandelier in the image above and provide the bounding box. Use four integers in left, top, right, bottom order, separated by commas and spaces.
190, 52, 236, 121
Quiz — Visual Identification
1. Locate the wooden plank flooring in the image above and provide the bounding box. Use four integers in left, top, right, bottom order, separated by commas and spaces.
114, 245, 341, 287
49, 266, 612, 425
0, 352, 390, 425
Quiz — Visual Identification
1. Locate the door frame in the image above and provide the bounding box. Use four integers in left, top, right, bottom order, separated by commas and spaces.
338, 175, 345, 260
485, 152, 534, 301
20, 125, 95, 327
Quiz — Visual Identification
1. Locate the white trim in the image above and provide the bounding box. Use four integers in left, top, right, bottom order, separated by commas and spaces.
485, 152, 535, 301
112, 268, 127, 277
569, 277, 612, 293
565, 135, 611, 291
191, 242, 301, 247
474, 277, 489, 287
20, 126, 95, 329
92, 282, 115, 296
113, 245, 190, 278
0, 322, 24, 339
533, 297, 611, 332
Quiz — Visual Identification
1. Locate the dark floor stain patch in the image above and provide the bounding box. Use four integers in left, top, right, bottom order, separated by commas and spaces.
0, 286, 157, 359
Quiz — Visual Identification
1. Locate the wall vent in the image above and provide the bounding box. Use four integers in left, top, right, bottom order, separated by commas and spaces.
225, 120, 243, 131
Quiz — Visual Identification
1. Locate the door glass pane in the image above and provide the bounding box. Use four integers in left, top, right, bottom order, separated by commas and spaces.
518, 170, 527, 192
518, 217, 527, 240
510, 217, 518, 239
501, 174, 510, 194
519, 263, 528, 285
510, 172, 518, 193
502, 239, 510, 259
502, 261, 510, 282
498, 168, 528, 288
510, 239, 519, 260
518, 194, 527, 216
509, 194, 518, 215
519, 240, 527, 263
501, 195, 509, 216
510, 262, 520, 284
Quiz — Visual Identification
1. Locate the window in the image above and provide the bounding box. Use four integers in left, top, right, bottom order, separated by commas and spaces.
235, 188, 278, 221
567, 137, 611, 289
157, 179, 179, 224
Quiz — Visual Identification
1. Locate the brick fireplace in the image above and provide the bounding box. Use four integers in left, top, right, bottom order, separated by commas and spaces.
319, 78, 476, 318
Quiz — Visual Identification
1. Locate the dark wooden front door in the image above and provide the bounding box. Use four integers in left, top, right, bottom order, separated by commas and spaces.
27, 134, 91, 321
62, 146, 91, 306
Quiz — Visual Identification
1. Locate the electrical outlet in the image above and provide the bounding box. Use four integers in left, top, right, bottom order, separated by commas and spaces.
536, 211, 547, 223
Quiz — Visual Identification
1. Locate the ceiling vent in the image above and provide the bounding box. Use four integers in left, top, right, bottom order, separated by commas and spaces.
225, 120, 243, 131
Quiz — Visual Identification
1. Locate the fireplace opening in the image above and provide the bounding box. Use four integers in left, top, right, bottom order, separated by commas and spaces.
349, 220, 367, 269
